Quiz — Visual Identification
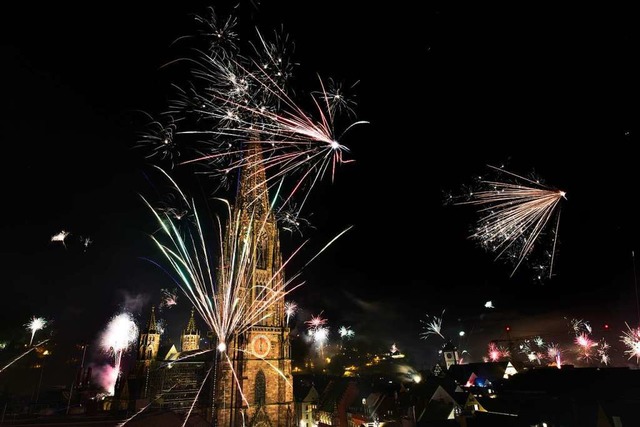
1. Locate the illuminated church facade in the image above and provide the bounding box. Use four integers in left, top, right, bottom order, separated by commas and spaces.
214, 144, 294, 427
126, 145, 293, 425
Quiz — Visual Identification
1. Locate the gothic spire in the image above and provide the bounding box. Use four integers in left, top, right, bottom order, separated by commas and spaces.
184, 307, 198, 335
235, 143, 270, 219
147, 306, 158, 334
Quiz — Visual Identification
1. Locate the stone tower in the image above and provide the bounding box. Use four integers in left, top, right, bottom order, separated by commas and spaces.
138, 306, 160, 361
215, 144, 293, 427
136, 306, 161, 399
181, 307, 201, 352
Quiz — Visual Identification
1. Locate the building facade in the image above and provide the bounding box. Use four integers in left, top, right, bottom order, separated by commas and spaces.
129, 306, 208, 414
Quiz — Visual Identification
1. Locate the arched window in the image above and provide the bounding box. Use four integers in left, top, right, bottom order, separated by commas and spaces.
254, 370, 266, 406
256, 235, 267, 270
147, 348, 153, 359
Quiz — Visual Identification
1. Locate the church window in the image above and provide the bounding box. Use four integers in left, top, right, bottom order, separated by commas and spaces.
256, 235, 267, 270
255, 370, 266, 406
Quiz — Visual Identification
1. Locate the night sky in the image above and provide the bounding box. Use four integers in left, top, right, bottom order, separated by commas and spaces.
1, 1, 639, 383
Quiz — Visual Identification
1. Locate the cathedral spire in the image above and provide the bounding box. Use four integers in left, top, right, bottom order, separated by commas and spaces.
184, 307, 198, 335
181, 307, 201, 352
147, 306, 158, 334
235, 143, 271, 219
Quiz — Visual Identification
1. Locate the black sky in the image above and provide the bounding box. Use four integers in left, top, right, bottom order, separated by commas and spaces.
1, 1, 639, 376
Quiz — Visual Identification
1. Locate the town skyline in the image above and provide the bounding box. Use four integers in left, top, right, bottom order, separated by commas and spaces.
2, 0, 639, 398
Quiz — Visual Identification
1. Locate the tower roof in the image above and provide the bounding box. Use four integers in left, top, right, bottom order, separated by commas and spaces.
442, 341, 457, 352
184, 307, 198, 335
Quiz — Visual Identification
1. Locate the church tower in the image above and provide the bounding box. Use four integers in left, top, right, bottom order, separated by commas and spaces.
181, 307, 200, 352
215, 144, 293, 427
138, 306, 160, 361
136, 306, 161, 399
442, 341, 460, 370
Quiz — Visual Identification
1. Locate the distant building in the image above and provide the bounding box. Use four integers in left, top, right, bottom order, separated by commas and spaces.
125, 306, 209, 415
294, 383, 319, 427
441, 341, 459, 370
181, 308, 200, 352
448, 361, 521, 388
316, 378, 359, 426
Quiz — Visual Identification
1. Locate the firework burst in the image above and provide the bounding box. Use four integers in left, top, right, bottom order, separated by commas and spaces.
153, 7, 368, 216
454, 165, 565, 279
99, 312, 139, 395
160, 288, 179, 310
338, 326, 355, 339
420, 310, 445, 340
546, 343, 563, 368
621, 322, 640, 362
146, 192, 303, 354
51, 230, 70, 248
487, 342, 510, 362
284, 301, 297, 326
25, 316, 47, 346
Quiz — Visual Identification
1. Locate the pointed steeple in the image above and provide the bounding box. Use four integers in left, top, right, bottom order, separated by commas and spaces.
181, 307, 201, 352
184, 307, 198, 335
138, 306, 160, 362
235, 143, 271, 220
147, 306, 158, 334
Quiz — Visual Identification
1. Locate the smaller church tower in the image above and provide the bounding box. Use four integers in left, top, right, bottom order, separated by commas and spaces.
181, 308, 200, 352
138, 306, 160, 361
442, 341, 459, 370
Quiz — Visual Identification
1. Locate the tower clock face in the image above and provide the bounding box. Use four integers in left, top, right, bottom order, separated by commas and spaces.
251, 335, 271, 358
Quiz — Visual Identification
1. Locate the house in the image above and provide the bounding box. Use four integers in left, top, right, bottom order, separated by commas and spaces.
295, 383, 319, 427
447, 362, 521, 388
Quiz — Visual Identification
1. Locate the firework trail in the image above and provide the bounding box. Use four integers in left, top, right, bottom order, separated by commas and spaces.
25, 316, 47, 346
143, 168, 349, 356
181, 366, 214, 427
135, 113, 180, 169
99, 312, 139, 395
454, 165, 565, 278
621, 322, 640, 363
116, 383, 178, 427
145, 188, 303, 355
276, 204, 314, 236
284, 301, 297, 326
0, 339, 50, 374
420, 310, 445, 340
